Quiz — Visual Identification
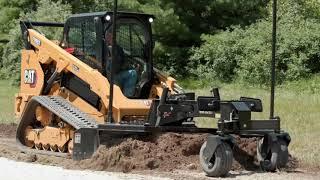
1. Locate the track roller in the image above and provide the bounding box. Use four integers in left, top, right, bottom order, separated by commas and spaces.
199, 140, 233, 177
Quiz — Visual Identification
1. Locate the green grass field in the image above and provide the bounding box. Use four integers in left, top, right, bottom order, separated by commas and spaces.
0, 80, 18, 124
0, 79, 319, 168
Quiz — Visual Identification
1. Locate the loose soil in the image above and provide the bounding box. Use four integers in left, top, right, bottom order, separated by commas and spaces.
74, 133, 299, 173
73, 133, 207, 173
0, 123, 300, 176
0, 123, 16, 138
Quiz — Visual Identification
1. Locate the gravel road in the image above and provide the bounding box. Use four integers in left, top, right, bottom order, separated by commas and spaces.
0, 157, 168, 180
0, 157, 319, 180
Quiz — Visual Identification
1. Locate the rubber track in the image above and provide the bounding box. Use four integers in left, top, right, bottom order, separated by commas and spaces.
16, 96, 98, 157
34, 96, 98, 129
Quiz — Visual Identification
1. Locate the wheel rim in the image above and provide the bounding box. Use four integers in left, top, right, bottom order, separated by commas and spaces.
199, 141, 233, 177
207, 155, 216, 169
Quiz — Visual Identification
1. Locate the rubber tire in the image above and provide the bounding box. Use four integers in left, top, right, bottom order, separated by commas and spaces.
199, 141, 233, 177
257, 138, 289, 171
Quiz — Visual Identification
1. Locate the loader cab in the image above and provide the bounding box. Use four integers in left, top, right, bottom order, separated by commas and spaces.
61, 11, 154, 99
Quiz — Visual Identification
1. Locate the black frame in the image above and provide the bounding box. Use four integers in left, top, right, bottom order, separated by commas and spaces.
103, 17, 153, 84
61, 12, 154, 81
20, 21, 65, 49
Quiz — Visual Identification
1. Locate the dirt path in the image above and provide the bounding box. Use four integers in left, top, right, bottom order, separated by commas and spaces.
0, 155, 318, 180
0, 123, 318, 179
0, 157, 168, 180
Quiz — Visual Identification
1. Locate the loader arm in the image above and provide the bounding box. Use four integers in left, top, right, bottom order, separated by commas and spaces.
27, 29, 110, 106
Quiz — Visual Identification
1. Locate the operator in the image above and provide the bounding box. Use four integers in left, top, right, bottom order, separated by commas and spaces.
105, 31, 138, 97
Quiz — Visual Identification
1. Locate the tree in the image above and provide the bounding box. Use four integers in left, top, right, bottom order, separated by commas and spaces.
189, 0, 320, 84
0, 0, 71, 84
0, 0, 37, 38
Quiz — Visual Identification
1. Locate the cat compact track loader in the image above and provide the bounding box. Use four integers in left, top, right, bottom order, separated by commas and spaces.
14, 1, 290, 177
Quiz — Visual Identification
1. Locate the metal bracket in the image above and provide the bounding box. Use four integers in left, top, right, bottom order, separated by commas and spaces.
73, 128, 99, 160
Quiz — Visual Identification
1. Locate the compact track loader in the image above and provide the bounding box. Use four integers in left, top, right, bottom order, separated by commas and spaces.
15, 1, 290, 177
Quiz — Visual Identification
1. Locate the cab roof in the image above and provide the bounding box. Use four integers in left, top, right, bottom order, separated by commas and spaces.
68, 11, 155, 19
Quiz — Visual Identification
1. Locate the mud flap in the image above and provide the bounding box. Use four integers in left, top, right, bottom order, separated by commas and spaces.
72, 128, 99, 160
203, 135, 234, 159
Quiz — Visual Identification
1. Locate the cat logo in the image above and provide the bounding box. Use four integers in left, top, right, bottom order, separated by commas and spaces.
24, 69, 36, 84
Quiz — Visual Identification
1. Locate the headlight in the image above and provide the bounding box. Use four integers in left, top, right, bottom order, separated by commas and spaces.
105, 15, 111, 21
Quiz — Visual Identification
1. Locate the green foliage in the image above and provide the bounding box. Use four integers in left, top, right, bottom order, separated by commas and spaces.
83, 0, 268, 76
189, 31, 241, 82
0, 0, 319, 85
162, 0, 268, 44
0, 0, 71, 84
0, 0, 37, 36
190, 0, 320, 84
61, 0, 96, 13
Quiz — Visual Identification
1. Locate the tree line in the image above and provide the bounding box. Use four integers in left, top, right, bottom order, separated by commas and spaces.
0, 0, 319, 85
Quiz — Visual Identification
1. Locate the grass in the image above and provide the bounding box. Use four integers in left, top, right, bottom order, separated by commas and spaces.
0, 78, 319, 169
0, 80, 18, 124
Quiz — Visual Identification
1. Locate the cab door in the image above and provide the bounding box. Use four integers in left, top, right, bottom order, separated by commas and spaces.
104, 18, 153, 98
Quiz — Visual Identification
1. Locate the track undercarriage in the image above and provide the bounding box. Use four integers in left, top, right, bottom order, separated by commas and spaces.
16, 96, 97, 157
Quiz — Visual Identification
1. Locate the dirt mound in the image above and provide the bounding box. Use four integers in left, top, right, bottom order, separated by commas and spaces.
76, 133, 271, 173
0, 123, 17, 138
232, 136, 259, 170
76, 133, 206, 172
